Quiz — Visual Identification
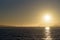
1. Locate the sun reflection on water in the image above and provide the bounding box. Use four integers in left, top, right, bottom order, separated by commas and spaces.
44, 27, 52, 40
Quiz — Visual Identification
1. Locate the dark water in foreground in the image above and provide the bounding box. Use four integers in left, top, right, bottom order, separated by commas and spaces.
0, 27, 60, 40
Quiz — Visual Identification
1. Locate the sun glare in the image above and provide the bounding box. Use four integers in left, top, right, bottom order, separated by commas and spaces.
42, 12, 53, 26
45, 27, 50, 30
44, 14, 51, 22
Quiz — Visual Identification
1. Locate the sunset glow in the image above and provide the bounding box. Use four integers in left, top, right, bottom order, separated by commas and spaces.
44, 14, 52, 23
0, 0, 60, 27
45, 27, 50, 30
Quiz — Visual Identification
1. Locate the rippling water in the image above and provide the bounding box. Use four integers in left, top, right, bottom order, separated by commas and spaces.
0, 27, 60, 40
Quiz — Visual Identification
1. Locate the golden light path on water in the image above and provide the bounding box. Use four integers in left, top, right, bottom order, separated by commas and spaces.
41, 12, 53, 40
44, 27, 52, 40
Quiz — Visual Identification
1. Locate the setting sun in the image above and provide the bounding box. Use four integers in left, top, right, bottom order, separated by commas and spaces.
44, 14, 51, 22
41, 12, 53, 27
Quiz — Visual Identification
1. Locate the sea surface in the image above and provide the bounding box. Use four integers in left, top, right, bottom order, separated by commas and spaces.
0, 27, 60, 40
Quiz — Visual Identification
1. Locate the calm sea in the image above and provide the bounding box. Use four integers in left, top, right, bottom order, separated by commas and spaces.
0, 27, 60, 40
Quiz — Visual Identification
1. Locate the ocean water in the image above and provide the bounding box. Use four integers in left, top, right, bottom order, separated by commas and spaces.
0, 27, 60, 40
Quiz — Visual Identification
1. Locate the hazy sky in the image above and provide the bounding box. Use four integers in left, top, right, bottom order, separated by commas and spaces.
0, 0, 60, 26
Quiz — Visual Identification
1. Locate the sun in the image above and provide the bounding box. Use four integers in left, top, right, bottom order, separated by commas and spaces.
41, 12, 53, 26
44, 14, 51, 22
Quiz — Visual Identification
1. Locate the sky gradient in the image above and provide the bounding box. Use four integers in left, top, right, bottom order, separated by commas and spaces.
0, 0, 60, 26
